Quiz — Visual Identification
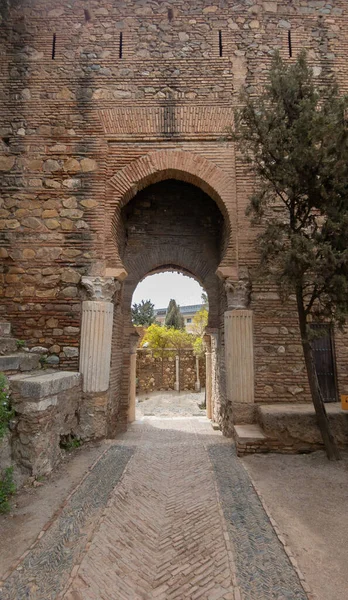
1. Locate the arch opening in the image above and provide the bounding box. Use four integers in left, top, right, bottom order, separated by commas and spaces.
108, 178, 227, 435
106, 150, 237, 273
131, 271, 209, 419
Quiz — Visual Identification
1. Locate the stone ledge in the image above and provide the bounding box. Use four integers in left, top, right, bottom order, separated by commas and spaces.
0, 353, 40, 373
258, 403, 348, 446
9, 370, 81, 400
234, 424, 267, 443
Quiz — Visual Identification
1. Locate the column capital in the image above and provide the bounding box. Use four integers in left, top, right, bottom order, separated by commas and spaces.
81, 276, 121, 302
224, 267, 251, 310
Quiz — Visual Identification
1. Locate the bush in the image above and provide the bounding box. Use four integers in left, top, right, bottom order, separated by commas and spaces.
0, 466, 16, 513
0, 373, 14, 440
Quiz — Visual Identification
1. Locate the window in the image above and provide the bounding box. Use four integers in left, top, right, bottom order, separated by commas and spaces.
186, 318, 192, 323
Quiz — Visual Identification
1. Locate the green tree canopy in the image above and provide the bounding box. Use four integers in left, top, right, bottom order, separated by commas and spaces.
201, 291, 209, 306
165, 299, 184, 329
141, 323, 170, 357
191, 307, 208, 337
234, 51, 348, 460
131, 299, 156, 326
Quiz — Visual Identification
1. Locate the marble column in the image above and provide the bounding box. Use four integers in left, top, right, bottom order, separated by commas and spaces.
204, 335, 212, 419
224, 309, 254, 404
128, 332, 140, 423
80, 276, 120, 393
224, 270, 254, 422
174, 355, 180, 391
195, 355, 201, 392
128, 350, 137, 423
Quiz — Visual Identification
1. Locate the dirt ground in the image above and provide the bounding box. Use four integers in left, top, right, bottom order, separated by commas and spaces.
0, 441, 108, 580
243, 450, 348, 600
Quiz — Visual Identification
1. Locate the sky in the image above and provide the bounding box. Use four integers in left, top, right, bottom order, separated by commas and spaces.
132, 273, 204, 309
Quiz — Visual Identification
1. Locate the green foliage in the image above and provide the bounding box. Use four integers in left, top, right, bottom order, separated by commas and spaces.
167, 328, 193, 351
201, 291, 209, 306
0, 466, 16, 514
141, 324, 171, 357
0, 373, 14, 440
131, 299, 156, 326
191, 307, 208, 337
234, 51, 348, 328
193, 336, 204, 357
60, 434, 82, 451
16, 339, 26, 349
165, 299, 184, 330
142, 324, 194, 355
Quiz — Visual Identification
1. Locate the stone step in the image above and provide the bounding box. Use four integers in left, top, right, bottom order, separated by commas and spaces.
0, 352, 41, 373
233, 424, 269, 457
0, 322, 11, 337
0, 337, 18, 354
234, 424, 267, 443
257, 403, 348, 447
9, 370, 81, 400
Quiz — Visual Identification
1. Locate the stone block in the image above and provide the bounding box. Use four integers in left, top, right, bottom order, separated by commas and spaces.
0, 352, 41, 372
234, 424, 266, 443
9, 371, 81, 400
0, 336, 17, 353
0, 322, 11, 336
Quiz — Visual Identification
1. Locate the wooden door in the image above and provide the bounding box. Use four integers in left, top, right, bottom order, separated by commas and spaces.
310, 324, 338, 403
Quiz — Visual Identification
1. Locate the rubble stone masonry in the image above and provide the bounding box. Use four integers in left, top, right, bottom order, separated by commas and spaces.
0, 0, 347, 434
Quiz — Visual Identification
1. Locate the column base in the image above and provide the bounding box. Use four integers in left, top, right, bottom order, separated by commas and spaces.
174, 382, 180, 391
195, 382, 201, 392
232, 402, 257, 425
79, 391, 109, 440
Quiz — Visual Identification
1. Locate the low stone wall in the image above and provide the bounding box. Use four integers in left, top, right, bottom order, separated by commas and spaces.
136, 349, 206, 393
9, 371, 82, 476
258, 403, 348, 450
234, 403, 348, 456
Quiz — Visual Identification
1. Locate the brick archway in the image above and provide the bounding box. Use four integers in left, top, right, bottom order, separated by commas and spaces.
107, 149, 237, 275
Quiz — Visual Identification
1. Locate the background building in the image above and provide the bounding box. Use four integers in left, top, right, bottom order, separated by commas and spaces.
155, 304, 205, 332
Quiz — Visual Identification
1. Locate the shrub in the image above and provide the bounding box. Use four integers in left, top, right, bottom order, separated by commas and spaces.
0, 373, 14, 440
0, 466, 16, 513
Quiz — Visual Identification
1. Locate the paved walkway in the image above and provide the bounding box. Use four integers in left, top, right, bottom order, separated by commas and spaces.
136, 390, 206, 418
1, 418, 309, 600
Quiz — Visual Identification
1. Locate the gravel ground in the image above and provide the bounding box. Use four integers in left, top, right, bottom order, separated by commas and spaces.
242, 450, 348, 600
136, 389, 206, 418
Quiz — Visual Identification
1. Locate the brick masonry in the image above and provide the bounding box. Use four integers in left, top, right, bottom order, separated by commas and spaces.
0, 0, 348, 436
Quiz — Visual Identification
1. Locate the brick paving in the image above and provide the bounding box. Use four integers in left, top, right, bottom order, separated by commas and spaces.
1, 418, 309, 600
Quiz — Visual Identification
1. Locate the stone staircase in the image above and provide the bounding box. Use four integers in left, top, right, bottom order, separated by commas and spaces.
0, 321, 82, 479
234, 402, 348, 456
0, 321, 41, 374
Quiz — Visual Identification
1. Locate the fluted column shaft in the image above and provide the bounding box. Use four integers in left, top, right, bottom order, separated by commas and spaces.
224, 309, 254, 405
128, 349, 137, 423
79, 276, 120, 394
205, 350, 212, 419
80, 301, 114, 393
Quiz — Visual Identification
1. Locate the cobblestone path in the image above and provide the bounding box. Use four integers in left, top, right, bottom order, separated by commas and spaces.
1, 418, 309, 600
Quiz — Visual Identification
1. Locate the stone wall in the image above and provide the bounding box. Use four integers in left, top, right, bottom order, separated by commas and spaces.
0, 0, 348, 436
136, 348, 206, 393
9, 371, 82, 476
